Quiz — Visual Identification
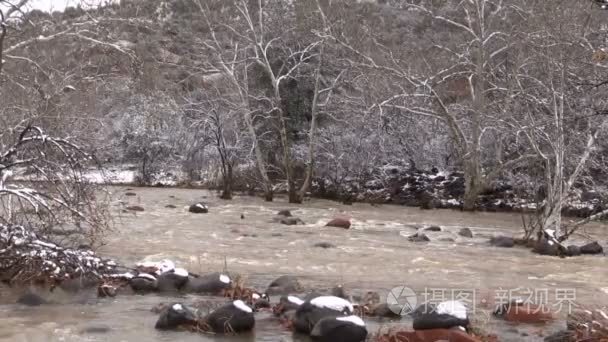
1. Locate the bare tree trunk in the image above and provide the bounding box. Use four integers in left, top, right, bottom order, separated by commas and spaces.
297, 47, 323, 203
220, 163, 233, 200
463, 159, 485, 211
242, 67, 273, 201
0, 9, 6, 77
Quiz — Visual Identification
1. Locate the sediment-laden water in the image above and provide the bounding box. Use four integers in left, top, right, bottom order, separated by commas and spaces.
0, 187, 606, 341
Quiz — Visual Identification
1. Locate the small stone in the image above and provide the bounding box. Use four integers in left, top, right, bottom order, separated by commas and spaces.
313, 242, 336, 249
165, 204, 177, 209
126, 205, 144, 212
125, 192, 137, 196
424, 225, 441, 232
280, 217, 304, 225
458, 228, 473, 238
188, 203, 208, 214
325, 218, 351, 229
80, 324, 111, 334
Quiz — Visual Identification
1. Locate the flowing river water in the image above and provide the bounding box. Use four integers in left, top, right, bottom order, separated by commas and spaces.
0, 187, 606, 341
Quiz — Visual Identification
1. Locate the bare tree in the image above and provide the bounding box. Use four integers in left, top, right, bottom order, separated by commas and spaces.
0, 124, 111, 245
184, 90, 245, 200
235, 0, 321, 203
322, 0, 538, 210
197, 0, 275, 200
295, 0, 345, 203
514, 0, 608, 243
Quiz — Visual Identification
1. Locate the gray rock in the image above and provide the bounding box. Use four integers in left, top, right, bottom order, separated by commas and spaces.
80, 324, 111, 334
280, 217, 305, 225
408, 233, 430, 242
458, 228, 473, 238
490, 236, 514, 248
165, 204, 177, 209
277, 210, 292, 217
580, 241, 603, 255
567, 245, 581, 256
313, 242, 336, 249
188, 203, 208, 214
424, 225, 441, 232
17, 293, 48, 306
266, 275, 303, 295
126, 205, 144, 212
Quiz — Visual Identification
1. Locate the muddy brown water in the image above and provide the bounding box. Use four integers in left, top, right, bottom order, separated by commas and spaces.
0, 187, 606, 341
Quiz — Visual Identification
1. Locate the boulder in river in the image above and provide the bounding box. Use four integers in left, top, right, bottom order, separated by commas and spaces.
130, 273, 158, 293
266, 275, 303, 295
489, 236, 515, 248
280, 217, 305, 225
200, 300, 255, 334
155, 303, 198, 330
325, 218, 351, 229
293, 295, 355, 334
408, 232, 431, 242
125, 192, 137, 197
412, 300, 470, 331
310, 315, 367, 342
277, 210, 292, 217
566, 245, 581, 256
533, 238, 560, 256
126, 205, 145, 212
183, 272, 231, 294
188, 203, 208, 214
424, 225, 441, 232
157, 268, 189, 292
580, 241, 603, 255
458, 228, 474, 238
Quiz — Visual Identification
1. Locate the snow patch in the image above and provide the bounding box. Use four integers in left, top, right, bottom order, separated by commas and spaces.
135, 273, 157, 281
336, 315, 365, 327
173, 268, 188, 277
233, 300, 253, 313
288, 296, 304, 306
219, 274, 230, 284
436, 300, 467, 320
310, 296, 354, 313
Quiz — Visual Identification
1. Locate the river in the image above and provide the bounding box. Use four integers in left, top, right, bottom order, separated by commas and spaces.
0, 187, 606, 341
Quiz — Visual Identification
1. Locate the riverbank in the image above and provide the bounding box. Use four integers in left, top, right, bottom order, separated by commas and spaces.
90, 164, 608, 218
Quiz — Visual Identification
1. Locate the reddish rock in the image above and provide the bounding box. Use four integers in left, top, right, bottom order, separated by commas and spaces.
325, 218, 351, 229
374, 329, 481, 342
495, 302, 553, 323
